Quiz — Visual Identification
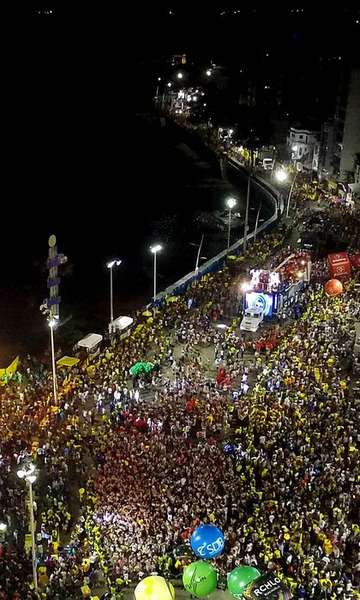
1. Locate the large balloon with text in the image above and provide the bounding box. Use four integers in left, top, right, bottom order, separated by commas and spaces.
190, 524, 225, 559
324, 278, 343, 297
134, 576, 175, 600
183, 561, 218, 598
227, 565, 261, 599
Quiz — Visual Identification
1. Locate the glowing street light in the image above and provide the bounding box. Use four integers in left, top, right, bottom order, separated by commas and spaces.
177, 72, 184, 79
17, 463, 38, 593
150, 244, 163, 303
167, 82, 172, 88
241, 281, 251, 293
206, 69, 212, 76
226, 197, 237, 209
106, 259, 122, 327
226, 197, 237, 250
0, 523, 7, 533
275, 169, 288, 183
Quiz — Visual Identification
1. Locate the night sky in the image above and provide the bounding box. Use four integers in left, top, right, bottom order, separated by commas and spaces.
0, 5, 359, 362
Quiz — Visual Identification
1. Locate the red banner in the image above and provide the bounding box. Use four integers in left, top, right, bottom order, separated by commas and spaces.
327, 252, 351, 278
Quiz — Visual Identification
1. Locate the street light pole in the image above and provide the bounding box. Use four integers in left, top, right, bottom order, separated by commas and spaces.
227, 207, 232, 249
17, 464, 38, 594
49, 320, 58, 405
286, 171, 299, 218
106, 259, 122, 330
150, 244, 163, 304
254, 202, 262, 242
243, 172, 251, 252
153, 251, 157, 301
28, 479, 38, 594
226, 197, 237, 251
109, 265, 114, 324
195, 234, 205, 275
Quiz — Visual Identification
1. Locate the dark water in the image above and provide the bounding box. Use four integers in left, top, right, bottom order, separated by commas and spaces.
0, 116, 247, 364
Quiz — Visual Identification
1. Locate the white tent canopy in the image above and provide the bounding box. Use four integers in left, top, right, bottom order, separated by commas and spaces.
349, 182, 360, 194
109, 316, 134, 332
76, 333, 103, 351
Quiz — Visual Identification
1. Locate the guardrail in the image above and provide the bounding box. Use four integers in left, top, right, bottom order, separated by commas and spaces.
155, 160, 280, 301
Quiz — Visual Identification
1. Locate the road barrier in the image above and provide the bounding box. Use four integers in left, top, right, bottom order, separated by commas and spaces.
155, 160, 280, 302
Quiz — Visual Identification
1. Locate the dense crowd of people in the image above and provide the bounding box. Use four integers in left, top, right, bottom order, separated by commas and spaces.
0, 199, 360, 599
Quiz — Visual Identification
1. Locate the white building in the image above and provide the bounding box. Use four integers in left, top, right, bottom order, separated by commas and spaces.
287, 127, 319, 171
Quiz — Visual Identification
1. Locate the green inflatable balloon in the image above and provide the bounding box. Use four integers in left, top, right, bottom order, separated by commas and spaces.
183, 560, 217, 598
227, 565, 261, 599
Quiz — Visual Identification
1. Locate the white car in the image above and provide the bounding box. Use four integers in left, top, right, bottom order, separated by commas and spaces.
240, 308, 264, 332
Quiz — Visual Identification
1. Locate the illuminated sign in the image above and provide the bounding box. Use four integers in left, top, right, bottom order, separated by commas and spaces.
245, 292, 274, 317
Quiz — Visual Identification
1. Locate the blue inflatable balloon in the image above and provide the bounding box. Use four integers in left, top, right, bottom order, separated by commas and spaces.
191, 524, 225, 560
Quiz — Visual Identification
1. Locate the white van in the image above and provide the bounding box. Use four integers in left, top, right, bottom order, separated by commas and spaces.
240, 308, 264, 332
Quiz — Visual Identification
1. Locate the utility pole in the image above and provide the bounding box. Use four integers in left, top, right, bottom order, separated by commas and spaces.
243, 171, 251, 253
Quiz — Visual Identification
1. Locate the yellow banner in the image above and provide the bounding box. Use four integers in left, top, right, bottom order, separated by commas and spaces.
57, 356, 80, 367
0, 356, 20, 385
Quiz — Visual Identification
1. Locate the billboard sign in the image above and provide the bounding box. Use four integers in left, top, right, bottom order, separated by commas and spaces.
243, 571, 292, 599
327, 252, 351, 278
245, 292, 274, 317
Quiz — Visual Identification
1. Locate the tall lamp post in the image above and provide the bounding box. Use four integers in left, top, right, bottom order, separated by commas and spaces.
226, 197, 237, 250
17, 463, 38, 594
106, 259, 122, 327
194, 234, 205, 275
150, 244, 163, 303
275, 168, 299, 218
41, 235, 67, 405
243, 172, 251, 253
48, 318, 58, 405
254, 202, 263, 242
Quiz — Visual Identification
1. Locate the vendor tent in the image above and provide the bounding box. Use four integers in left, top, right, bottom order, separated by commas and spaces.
109, 315, 133, 333
129, 361, 154, 376
76, 333, 103, 351
57, 356, 80, 367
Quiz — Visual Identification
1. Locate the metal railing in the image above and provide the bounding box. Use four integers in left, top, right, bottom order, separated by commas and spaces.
155, 160, 280, 301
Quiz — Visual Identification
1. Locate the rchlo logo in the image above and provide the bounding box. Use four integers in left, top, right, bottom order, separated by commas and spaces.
253, 576, 281, 596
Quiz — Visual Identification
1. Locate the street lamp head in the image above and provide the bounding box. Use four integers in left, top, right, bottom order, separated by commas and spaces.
48, 318, 57, 329
106, 259, 122, 269
241, 281, 251, 293
150, 244, 163, 254
177, 72, 183, 79
275, 169, 288, 183
206, 69, 212, 76
226, 197, 237, 209
167, 82, 172, 88
0, 523, 7, 533
17, 462, 36, 482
